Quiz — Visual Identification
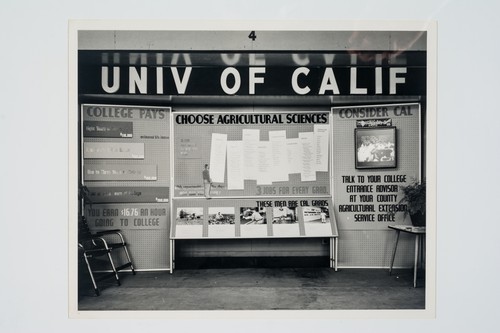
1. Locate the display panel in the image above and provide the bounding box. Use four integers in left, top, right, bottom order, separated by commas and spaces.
170, 197, 338, 239
332, 103, 421, 230
172, 111, 331, 198
82, 104, 170, 184
81, 104, 171, 271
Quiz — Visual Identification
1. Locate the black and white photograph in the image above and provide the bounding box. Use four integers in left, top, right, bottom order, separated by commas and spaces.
355, 127, 397, 169
240, 207, 267, 225
207, 207, 236, 238
176, 207, 204, 225
272, 206, 298, 224
71, 25, 433, 316
302, 206, 330, 224
72, 25, 430, 313
208, 207, 235, 225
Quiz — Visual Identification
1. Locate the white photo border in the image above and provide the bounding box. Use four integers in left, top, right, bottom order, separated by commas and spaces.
69, 20, 437, 319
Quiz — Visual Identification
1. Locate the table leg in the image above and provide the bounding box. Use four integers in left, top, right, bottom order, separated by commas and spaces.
169, 239, 175, 274
389, 230, 400, 275
414, 234, 419, 288
334, 237, 338, 272
329, 238, 333, 269
420, 234, 425, 268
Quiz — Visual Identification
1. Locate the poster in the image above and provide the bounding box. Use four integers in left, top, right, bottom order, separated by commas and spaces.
172, 111, 331, 198
332, 103, 421, 230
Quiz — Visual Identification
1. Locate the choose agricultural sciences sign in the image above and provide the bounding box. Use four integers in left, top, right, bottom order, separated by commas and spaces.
173, 111, 331, 198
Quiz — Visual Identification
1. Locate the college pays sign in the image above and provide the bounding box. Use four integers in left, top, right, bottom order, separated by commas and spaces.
79, 52, 426, 96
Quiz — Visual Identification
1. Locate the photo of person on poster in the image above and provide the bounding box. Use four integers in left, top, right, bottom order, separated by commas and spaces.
357, 137, 377, 162
272, 206, 297, 224
241, 207, 267, 224
202, 163, 212, 198
208, 207, 235, 225
321, 210, 327, 223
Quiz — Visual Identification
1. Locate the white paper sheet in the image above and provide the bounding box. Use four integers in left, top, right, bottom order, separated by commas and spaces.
269, 130, 289, 182
256, 141, 272, 185
242, 129, 260, 180
314, 124, 330, 172
299, 132, 316, 181
226, 141, 244, 190
209, 133, 227, 183
286, 138, 301, 176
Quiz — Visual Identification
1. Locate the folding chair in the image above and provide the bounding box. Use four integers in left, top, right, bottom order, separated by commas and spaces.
78, 217, 136, 296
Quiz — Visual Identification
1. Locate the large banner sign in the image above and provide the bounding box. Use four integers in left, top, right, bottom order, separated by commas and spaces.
173, 111, 331, 198
79, 51, 426, 96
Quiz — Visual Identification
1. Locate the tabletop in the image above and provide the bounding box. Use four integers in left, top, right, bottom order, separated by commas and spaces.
388, 225, 426, 234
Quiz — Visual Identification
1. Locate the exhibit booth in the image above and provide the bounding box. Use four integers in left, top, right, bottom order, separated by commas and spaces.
77, 29, 427, 273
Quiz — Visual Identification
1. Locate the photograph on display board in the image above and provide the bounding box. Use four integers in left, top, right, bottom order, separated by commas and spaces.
303, 206, 330, 224
208, 207, 236, 238
202, 163, 214, 198
272, 206, 297, 224
303, 206, 333, 237
208, 207, 235, 225
272, 206, 300, 237
175, 207, 204, 225
240, 207, 267, 225
355, 127, 397, 169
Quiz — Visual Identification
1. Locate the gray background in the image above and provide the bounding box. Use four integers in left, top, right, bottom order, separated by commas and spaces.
1, 0, 498, 332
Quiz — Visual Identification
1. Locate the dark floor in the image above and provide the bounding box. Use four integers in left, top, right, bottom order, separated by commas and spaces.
78, 267, 425, 311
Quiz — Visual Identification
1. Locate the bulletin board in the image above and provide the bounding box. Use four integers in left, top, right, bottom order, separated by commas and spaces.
172, 110, 331, 198
81, 104, 171, 270
171, 110, 338, 242
331, 103, 421, 231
